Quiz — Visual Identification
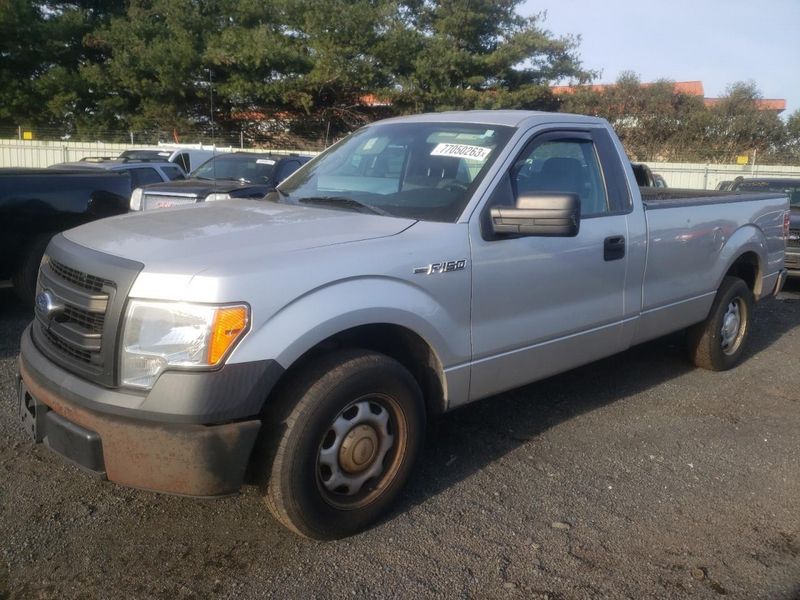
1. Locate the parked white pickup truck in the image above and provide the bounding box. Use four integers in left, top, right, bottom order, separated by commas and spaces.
18, 111, 789, 539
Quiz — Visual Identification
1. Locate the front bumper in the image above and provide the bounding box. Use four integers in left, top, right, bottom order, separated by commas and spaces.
18, 326, 268, 496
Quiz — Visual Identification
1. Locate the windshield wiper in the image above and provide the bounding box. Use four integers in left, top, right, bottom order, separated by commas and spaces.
297, 196, 390, 216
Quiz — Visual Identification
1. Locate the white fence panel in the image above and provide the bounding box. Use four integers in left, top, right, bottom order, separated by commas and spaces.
0, 139, 797, 189
0, 139, 136, 168
642, 161, 800, 190
0, 139, 314, 168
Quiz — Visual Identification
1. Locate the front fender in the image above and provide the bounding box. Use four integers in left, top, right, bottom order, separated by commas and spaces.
228, 276, 469, 373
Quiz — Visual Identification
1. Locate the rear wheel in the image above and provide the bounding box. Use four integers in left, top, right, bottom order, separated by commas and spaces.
259, 349, 425, 539
686, 276, 754, 371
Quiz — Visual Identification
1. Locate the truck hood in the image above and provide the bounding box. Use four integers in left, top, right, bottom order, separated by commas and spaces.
141, 178, 271, 196
63, 200, 416, 276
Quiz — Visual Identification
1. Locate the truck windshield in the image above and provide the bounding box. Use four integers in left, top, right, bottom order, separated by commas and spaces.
275, 122, 514, 222
191, 154, 275, 183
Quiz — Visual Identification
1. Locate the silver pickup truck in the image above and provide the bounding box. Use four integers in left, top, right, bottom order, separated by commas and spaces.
17, 111, 790, 539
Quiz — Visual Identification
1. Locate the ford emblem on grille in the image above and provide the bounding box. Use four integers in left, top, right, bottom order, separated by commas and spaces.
35, 290, 64, 319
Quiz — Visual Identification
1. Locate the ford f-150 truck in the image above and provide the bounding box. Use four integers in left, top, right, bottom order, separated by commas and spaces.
17, 111, 790, 540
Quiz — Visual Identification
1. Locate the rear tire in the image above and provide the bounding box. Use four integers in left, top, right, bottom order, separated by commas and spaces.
12, 234, 52, 307
686, 276, 753, 371
259, 349, 425, 539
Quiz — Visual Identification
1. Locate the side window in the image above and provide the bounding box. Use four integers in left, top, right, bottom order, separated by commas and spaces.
162, 166, 185, 181
511, 138, 609, 216
174, 153, 191, 172
129, 167, 163, 190
276, 160, 301, 183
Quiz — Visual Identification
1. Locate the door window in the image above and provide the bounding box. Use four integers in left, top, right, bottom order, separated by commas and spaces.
276, 160, 301, 183
128, 167, 163, 190
174, 153, 191, 172
511, 138, 609, 216
162, 166, 186, 181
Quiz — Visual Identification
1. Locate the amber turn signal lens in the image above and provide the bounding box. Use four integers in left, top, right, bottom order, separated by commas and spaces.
207, 305, 249, 365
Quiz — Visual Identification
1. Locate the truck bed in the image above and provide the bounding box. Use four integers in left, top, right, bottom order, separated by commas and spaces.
640, 187, 783, 209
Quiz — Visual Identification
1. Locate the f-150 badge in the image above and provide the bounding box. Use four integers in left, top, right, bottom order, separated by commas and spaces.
413, 260, 467, 275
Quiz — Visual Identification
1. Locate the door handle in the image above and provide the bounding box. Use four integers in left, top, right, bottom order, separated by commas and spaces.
604, 235, 626, 261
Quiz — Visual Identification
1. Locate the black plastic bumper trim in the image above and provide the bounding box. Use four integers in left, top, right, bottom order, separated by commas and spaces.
44, 410, 106, 475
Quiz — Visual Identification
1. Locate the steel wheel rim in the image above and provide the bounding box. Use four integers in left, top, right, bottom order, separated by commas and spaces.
316, 394, 407, 509
720, 297, 746, 355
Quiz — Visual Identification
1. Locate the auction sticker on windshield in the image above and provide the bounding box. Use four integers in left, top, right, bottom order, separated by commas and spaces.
431, 143, 491, 161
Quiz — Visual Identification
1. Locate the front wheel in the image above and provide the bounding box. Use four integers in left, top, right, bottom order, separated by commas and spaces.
686, 276, 754, 371
260, 349, 425, 539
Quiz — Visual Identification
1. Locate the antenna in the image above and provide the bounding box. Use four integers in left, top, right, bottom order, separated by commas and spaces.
208, 68, 215, 147
208, 68, 217, 182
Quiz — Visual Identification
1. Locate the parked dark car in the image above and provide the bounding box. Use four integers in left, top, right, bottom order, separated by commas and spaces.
0, 168, 130, 304
51, 158, 185, 193
118, 147, 215, 172
732, 177, 800, 276
131, 152, 312, 210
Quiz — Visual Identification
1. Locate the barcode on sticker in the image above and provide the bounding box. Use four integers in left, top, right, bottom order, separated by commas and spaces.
430, 143, 491, 161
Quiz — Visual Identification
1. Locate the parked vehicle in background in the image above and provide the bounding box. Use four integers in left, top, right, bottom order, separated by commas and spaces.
118, 145, 216, 173
130, 152, 312, 210
631, 162, 667, 187
17, 111, 788, 540
50, 159, 184, 196
732, 177, 800, 275
716, 180, 735, 191
0, 168, 130, 304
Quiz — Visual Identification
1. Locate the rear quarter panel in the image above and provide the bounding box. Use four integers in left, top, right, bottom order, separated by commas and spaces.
634, 195, 787, 344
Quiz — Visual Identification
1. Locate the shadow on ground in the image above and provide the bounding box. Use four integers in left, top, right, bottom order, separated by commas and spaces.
396, 293, 799, 517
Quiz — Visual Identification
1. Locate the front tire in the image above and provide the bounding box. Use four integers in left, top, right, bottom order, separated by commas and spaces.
687, 276, 754, 371
260, 349, 425, 539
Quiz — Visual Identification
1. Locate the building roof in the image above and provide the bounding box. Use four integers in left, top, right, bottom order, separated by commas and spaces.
552, 80, 786, 113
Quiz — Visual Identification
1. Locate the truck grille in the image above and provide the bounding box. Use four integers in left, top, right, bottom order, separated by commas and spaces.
49, 259, 114, 293
35, 258, 111, 371
31, 234, 143, 387
142, 193, 198, 210
43, 328, 93, 364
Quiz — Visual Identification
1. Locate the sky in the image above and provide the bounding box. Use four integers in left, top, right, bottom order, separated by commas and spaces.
521, 0, 800, 117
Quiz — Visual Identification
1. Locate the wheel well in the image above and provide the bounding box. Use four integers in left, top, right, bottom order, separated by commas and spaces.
725, 252, 761, 296
278, 324, 447, 415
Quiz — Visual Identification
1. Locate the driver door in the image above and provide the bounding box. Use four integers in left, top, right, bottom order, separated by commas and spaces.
468, 129, 631, 401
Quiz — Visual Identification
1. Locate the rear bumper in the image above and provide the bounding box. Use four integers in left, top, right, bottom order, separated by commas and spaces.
18, 327, 263, 497
786, 248, 799, 276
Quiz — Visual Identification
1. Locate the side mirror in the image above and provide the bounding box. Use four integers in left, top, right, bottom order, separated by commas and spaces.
490, 193, 580, 237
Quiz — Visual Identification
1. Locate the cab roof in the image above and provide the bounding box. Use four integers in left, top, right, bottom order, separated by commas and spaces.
376, 110, 607, 129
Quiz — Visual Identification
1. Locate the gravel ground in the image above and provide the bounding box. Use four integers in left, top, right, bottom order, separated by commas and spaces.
0, 281, 798, 600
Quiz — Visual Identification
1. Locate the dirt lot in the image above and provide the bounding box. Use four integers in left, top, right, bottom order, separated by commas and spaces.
0, 282, 798, 600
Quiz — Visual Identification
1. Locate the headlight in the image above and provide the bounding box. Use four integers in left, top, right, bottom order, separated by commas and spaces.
130, 188, 143, 211
121, 300, 249, 389
205, 193, 232, 202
